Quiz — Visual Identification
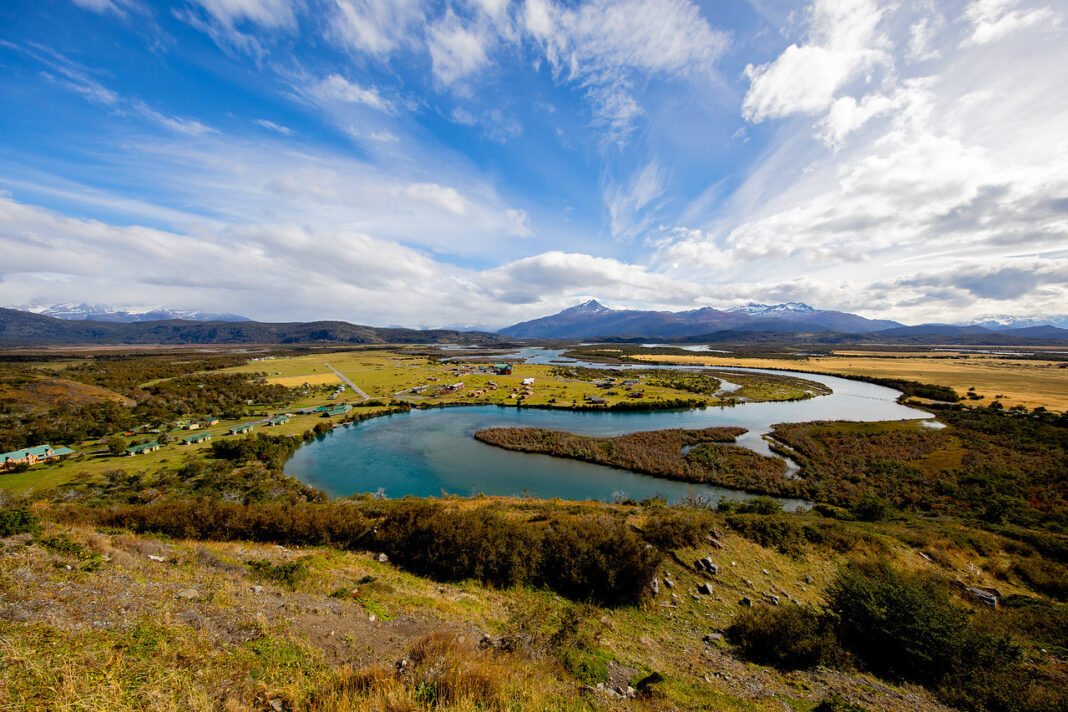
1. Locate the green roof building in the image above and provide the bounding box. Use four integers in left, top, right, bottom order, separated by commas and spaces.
268, 416, 290, 426
1, 444, 75, 468
323, 404, 353, 417
125, 441, 161, 456
182, 432, 213, 445
229, 423, 255, 435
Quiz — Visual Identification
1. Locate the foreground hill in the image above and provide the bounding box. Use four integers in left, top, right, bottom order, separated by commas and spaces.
0, 307, 508, 346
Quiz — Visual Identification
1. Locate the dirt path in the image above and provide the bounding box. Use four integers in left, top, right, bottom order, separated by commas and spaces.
322, 362, 371, 401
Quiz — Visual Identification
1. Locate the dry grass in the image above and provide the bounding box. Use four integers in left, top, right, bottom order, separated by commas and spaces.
629, 353, 1068, 411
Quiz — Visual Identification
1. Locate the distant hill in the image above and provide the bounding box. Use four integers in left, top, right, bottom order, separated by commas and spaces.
13, 303, 251, 323
0, 308, 509, 347
498, 300, 902, 339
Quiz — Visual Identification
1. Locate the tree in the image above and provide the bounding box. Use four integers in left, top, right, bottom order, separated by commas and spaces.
105, 436, 127, 457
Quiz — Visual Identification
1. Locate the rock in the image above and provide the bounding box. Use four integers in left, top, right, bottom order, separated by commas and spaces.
765, 594, 780, 605
670, 593, 679, 604
703, 633, 724, 643
964, 587, 998, 608
804, 574, 814, 584
697, 582, 714, 595
651, 578, 660, 596
250, 585, 263, 594
268, 698, 285, 712
761, 569, 770, 576
376, 553, 389, 563
744, 579, 754, 588
368, 614, 377, 622
706, 536, 724, 549
663, 577, 674, 589
176, 588, 199, 600
706, 562, 719, 575
739, 597, 753, 607
147, 555, 166, 562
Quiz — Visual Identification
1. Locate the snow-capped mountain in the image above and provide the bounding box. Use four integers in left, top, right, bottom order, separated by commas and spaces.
727, 302, 816, 316
957, 314, 1068, 331
13, 303, 250, 323
499, 300, 900, 338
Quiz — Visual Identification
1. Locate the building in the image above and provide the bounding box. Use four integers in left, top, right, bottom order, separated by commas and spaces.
229, 423, 255, 435
268, 415, 290, 426
323, 404, 353, 417
125, 441, 161, 456
445, 382, 465, 391
1, 444, 75, 469
181, 433, 213, 445
494, 363, 513, 375
521, 378, 535, 386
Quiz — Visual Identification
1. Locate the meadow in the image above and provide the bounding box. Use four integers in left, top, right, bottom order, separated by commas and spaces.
622, 350, 1068, 411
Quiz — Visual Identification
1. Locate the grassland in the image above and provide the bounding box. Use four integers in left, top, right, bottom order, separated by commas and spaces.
0, 347, 828, 497
1, 345, 1066, 712
7, 497, 1042, 712
623, 351, 1068, 411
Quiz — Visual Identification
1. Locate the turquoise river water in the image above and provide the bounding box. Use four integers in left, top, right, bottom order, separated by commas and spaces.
283, 350, 933, 506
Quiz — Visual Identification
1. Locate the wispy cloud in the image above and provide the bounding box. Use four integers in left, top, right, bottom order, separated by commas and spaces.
254, 118, 294, 135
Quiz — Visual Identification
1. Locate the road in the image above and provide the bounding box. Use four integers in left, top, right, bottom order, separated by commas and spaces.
322, 362, 371, 401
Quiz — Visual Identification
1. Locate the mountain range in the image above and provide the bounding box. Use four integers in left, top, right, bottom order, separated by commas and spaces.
498, 300, 904, 339
0, 308, 507, 347
12, 303, 250, 323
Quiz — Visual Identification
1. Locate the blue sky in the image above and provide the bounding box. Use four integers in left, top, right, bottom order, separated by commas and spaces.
1, 0, 1065, 328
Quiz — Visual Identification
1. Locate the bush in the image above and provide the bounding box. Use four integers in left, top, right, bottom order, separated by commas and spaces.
0, 507, 39, 536
726, 604, 841, 670
640, 508, 716, 549
541, 517, 661, 606
73, 499, 660, 606
828, 562, 1019, 685
813, 696, 868, 712
246, 559, 309, 589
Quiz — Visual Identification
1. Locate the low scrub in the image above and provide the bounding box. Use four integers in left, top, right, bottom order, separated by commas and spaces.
726, 604, 842, 670
55, 498, 660, 606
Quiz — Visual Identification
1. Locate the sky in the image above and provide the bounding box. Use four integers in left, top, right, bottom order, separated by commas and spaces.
0, 0, 1065, 329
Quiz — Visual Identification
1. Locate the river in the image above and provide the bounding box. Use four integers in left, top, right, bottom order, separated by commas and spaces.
283, 349, 933, 506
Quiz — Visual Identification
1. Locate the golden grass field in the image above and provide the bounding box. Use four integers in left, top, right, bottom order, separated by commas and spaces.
629, 351, 1068, 411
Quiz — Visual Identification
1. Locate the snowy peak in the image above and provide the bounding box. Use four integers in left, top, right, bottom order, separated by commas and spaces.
12, 303, 250, 323
562, 299, 613, 314
727, 302, 815, 316
957, 314, 1068, 331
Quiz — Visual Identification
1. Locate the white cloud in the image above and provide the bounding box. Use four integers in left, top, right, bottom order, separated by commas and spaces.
400, 183, 469, 216
329, 0, 425, 56
70, 0, 142, 16
191, 0, 297, 30
963, 0, 1058, 46
523, 0, 729, 142
255, 118, 294, 135
305, 73, 391, 111
742, 0, 890, 122
605, 158, 667, 240
428, 10, 491, 86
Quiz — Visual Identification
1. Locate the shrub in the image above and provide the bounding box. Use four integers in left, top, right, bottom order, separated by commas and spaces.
726, 604, 841, 670
0, 507, 39, 536
246, 559, 309, 589
541, 516, 662, 606
828, 562, 1019, 685
640, 508, 716, 549
813, 696, 868, 712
